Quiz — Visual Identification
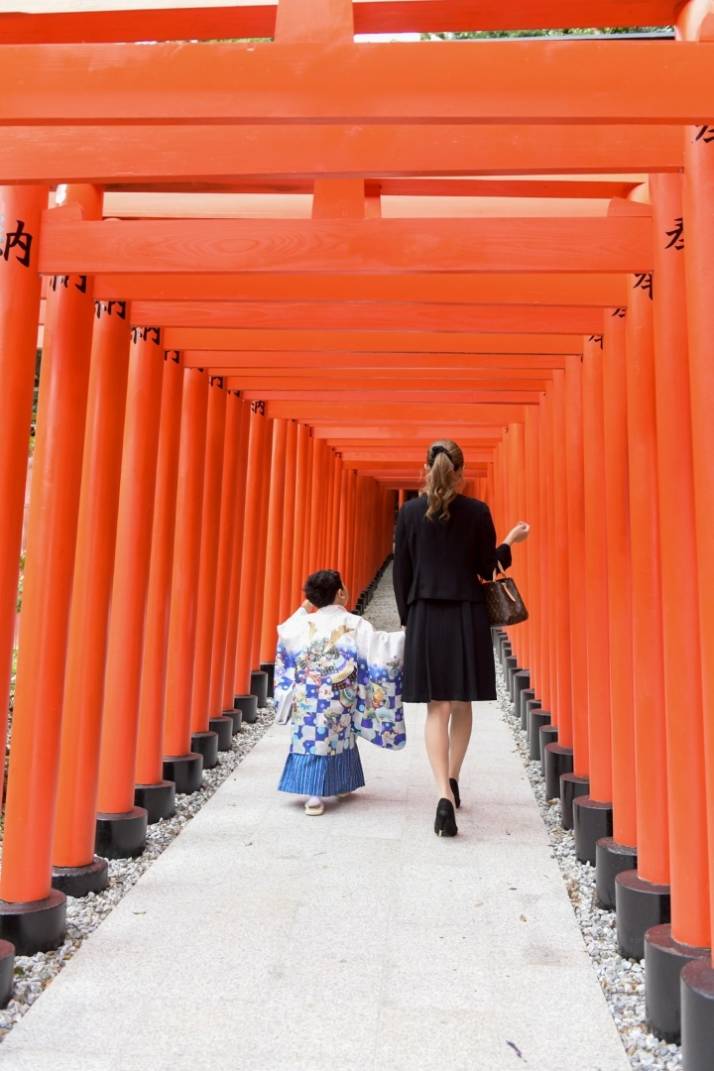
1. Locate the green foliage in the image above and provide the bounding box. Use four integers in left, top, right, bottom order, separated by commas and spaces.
423, 27, 671, 39
15, 556, 25, 616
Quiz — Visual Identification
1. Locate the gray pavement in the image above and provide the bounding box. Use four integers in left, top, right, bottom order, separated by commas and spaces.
0, 578, 630, 1071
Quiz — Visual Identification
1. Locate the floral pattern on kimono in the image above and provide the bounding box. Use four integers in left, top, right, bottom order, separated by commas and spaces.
274, 605, 405, 796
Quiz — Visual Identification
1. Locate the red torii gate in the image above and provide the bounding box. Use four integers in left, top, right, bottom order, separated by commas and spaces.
1, 2, 714, 1067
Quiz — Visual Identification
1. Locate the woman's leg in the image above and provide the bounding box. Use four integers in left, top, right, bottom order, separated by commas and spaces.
448, 701, 473, 781
425, 701, 454, 802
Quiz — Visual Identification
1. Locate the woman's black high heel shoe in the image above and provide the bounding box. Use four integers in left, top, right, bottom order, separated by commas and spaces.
449, 778, 461, 809
434, 798, 458, 837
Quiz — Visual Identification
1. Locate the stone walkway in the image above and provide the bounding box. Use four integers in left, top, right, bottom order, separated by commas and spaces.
0, 574, 630, 1071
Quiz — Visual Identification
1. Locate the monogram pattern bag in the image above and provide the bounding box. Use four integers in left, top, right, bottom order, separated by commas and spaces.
482, 563, 528, 627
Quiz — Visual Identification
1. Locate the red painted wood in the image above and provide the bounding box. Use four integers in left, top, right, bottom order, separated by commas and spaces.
1, 41, 710, 124
129, 300, 603, 334
0, 125, 683, 184
96, 271, 629, 307
39, 216, 653, 275
0, 2, 676, 44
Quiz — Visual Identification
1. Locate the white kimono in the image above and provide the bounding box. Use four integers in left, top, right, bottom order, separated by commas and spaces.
274, 605, 405, 797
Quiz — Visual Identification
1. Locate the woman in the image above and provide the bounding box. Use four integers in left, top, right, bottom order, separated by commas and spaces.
393, 440, 529, 837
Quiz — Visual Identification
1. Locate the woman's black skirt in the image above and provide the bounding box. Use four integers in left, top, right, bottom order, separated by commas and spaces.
403, 598, 496, 703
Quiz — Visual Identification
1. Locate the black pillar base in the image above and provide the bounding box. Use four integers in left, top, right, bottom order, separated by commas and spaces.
234, 693, 258, 724
209, 715, 233, 751
544, 743, 572, 800
0, 889, 66, 956
595, 838, 638, 910
519, 688, 536, 730
162, 752, 203, 795
500, 645, 512, 671
527, 709, 550, 760
512, 669, 530, 709
190, 730, 219, 770
250, 670, 269, 708
644, 924, 709, 1043
539, 725, 558, 774
0, 941, 13, 1008
573, 796, 613, 864
560, 774, 590, 832
223, 707, 243, 734
682, 958, 714, 1071
134, 779, 176, 823
51, 856, 109, 898
96, 806, 148, 860
493, 633, 507, 661
259, 661, 275, 698
615, 869, 671, 960
525, 697, 542, 718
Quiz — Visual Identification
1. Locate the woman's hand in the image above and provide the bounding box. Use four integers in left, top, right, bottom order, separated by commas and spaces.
504, 521, 531, 545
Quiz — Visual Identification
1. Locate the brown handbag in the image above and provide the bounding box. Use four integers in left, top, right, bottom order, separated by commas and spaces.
482, 564, 529, 627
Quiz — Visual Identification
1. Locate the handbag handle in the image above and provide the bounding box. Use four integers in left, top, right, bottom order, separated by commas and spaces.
491, 561, 517, 602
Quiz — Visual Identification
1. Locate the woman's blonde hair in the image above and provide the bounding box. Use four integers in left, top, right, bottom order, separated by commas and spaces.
422, 439, 464, 521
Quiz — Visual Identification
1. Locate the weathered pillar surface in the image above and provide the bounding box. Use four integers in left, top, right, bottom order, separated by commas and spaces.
234, 404, 266, 695
222, 398, 250, 708
602, 313, 637, 851
250, 419, 273, 674
208, 390, 242, 718
135, 352, 185, 788
581, 337, 612, 803
624, 276, 669, 887
564, 357, 589, 775
684, 160, 714, 956
0, 186, 46, 806
550, 373, 572, 743
95, 327, 165, 853
523, 408, 541, 698
278, 419, 298, 622
290, 423, 311, 608
52, 298, 131, 883
0, 185, 100, 948
161, 366, 209, 758
259, 418, 288, 663
189, 378, 227, 734
536, 391, 553, 714
650, 172, 709, 948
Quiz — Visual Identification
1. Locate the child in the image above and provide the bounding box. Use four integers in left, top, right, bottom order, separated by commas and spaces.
274, 569, 405, 816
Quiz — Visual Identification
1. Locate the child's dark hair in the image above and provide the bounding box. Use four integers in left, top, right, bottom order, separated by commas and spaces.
304, 570, 344, 609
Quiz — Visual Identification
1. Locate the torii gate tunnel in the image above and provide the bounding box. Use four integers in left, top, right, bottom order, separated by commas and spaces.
1, 0, 714, 1065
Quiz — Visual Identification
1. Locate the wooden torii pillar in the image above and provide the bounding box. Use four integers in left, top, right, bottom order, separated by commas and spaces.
677, 4, 714, 1066
0, 185, 101, 953
0, 184, 47, 981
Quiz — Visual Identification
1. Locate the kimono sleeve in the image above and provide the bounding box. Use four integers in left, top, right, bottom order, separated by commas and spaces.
352, 618, 406, 750
274, 608, 307, 711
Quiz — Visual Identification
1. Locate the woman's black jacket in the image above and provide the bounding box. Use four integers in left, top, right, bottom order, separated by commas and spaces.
393, 494, 512, 627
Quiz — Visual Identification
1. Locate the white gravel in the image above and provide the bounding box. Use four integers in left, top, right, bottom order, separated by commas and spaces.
494, 660, 683, 1071
0, 707, 275, 1042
